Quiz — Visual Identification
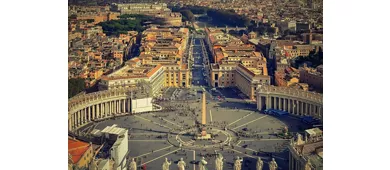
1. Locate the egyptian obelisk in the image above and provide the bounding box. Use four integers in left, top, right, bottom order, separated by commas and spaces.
202, 91, 206, 125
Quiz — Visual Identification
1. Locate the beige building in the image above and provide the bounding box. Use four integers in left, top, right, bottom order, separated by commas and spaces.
288, 128, 323, 170
235, 64, 270, 100
299, 65, 323, 93
210, 57, 270, 100
284, 45, 315, 58
162, 63, 191, 88
99, 64, 165, 96
112, 3, 171, 15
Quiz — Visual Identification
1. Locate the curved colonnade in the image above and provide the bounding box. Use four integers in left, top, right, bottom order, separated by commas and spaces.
256, 85, 323, 120
68, 88, 144, 132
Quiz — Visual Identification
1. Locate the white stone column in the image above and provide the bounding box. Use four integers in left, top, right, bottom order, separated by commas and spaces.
106, 102, 109, 116
68, 117, 71, 131
278, 97, 282, 110
259, 96, 263, 111
116, 100, 119, 114
113, 100, 115, 114
101, 103, 105, 117
77, 111, 81, 125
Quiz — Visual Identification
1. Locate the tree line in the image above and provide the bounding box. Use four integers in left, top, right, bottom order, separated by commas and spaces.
292, 48, 323, 68
98, 14, 166, 36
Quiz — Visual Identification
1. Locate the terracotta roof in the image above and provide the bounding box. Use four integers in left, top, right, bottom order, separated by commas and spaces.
146, 64, 163, 77
68, 137, 91, 164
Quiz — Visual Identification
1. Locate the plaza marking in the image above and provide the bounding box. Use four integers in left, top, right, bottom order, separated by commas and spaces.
227, 112, 254, 126
128, 140, 166, 142
255, 132, 270, 135
142, 148, 181, 165
240, 147, 287, 161
209, 110, 213, 122
239, 139, 291, 142
187, 149, 196, 170
130, 133, 164, 135
134, 115, 173, 130
227, 148, 255, 158
150, 113, 183, 128
233, 115, 268, 130
134, 145, 174, 159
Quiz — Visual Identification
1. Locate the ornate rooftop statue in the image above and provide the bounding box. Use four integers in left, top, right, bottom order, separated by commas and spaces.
268, 158, 278, 170
215, 153, 224, 170
256, 157, 263, 170
234, 156, 243, 170
177, 157, 186, 170
129, 158, 137, 170
199, 157, 207, 170
162, 157, 171, 170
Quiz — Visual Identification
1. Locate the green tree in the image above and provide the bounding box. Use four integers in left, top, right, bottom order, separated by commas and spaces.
180, 10, 195, 22
68, 78, 86, 98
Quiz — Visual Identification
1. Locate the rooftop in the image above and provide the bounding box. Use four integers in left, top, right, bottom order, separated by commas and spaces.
68, 137, 91, 164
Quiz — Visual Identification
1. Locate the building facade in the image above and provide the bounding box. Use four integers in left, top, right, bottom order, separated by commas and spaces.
68, 137, 94, 170
288, 128, 323, 170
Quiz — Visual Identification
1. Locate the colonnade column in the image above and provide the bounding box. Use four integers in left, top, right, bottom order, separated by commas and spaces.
123, 99, 126, 114
299, 101, 303, 116
92, 105, 95, 121
266, 96, 270, 109
98, 103, 101, 118
81, 109, 85, 124
111, 101, 114, 115
273, 97, 276, 109
101, 103, 105, 117
278, 97, 282, 110
85, 108, 88, 123
78, 111, 81, 125
307, 104, 311, 116
106, 102, 110, 116
116, 100, 119, 114
128, 98, 131, 114
68, 118, 71, 131
293, 100, 297, 115
286, 98, 289, 112
87, 106, 91, 120
258, 95, 263, 111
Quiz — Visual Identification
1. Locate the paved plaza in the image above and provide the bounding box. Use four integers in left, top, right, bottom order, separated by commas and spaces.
78, 35, 311, 170
81, 89, 310, 170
